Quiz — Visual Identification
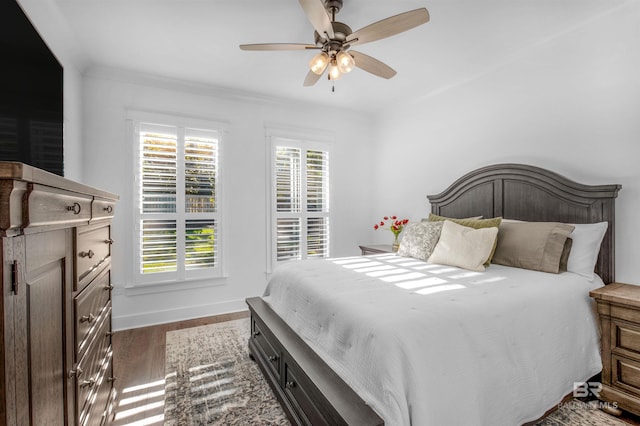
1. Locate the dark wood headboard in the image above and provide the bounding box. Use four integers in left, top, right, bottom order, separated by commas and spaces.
427, 163, 621, 284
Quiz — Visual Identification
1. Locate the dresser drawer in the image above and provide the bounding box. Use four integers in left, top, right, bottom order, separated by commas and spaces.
611, 305, 640, 324
79, 350, 113, 426
251, 318, 281, 380
283, 360, 331, 426
75, 270, 112, 358
24, 183, 92, 228
91, 197, 116, 223
613, 320, 640, 360
75, 224, 112, 291
76, 312, 112, 424
612, 355, 640, 398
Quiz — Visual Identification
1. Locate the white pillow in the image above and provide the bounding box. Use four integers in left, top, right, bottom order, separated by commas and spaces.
427, 220, 499, 272
566, 221, 608, 281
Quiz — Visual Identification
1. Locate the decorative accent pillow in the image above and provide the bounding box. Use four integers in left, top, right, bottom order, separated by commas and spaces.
492, 221, 575, 273
427, 220, 499, 272
566, 222, 608, 281
428, 213, 502, 265
397, 221, 444, 261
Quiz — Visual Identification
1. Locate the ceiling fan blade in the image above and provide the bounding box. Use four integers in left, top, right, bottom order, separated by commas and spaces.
240, 43, 319, 51
298, 0, 335, 39
350, 51, 397, 79
348, 8, 429, 46
303, 69, 322, 86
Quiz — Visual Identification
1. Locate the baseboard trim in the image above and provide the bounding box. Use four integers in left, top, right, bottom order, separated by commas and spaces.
112, 298, 248, 331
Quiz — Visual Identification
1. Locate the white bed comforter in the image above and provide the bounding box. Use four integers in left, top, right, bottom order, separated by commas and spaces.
263, 254, 603, 426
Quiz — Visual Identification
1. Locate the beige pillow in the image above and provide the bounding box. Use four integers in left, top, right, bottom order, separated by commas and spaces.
428, 213, 502, 265
427, 220, 499, 272
492, 221, 575, 273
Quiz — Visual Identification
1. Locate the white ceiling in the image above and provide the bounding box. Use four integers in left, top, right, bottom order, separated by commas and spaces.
52, 0, 628, 113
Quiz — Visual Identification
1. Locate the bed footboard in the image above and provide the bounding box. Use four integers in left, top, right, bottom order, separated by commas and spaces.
246, 297, 384, 426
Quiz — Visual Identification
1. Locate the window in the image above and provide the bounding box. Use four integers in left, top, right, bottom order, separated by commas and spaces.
269, 135, 331, 267
133, 116, 223, 284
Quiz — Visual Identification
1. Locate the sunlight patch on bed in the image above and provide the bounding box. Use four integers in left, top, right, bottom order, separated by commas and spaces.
353, 265, 396, 273
425, 266, 459, 274
331, 257, 372, 265
447, 271, 482, 279
341, 261, 383, 269
415, 284, 465, 295
395, 277, 448, 289
471, 276, 508, 284
380, 272, 426, 283
366, 268, 409, 277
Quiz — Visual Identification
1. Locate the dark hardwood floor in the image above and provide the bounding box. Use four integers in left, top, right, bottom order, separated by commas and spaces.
111, 310, 249, 425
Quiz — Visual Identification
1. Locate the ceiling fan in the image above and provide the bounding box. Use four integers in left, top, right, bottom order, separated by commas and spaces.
239, 0, 430, 87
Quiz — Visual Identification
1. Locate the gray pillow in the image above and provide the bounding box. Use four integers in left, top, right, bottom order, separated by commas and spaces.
492, 221, 575, 273
397, 221, 444, 261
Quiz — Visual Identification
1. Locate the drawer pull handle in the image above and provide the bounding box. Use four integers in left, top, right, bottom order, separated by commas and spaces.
108, 377, 117, 383
68, 367, 83, 378
79, 250, 94, 259
104, 238, 114, 245
104, 285, 114, 291
67, 202, 82, 215
103, 205, 113, 213
268, 355, 278, 362
252, 331, 261, 337
285, 381, 296, 389
80, 313, 96, 323
79, 378, 95, 388
106, 331, 113, 337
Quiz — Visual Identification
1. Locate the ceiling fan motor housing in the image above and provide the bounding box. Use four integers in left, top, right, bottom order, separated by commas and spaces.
314, 21, 352, 53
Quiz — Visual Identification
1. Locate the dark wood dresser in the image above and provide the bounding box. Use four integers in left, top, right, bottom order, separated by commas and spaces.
0, 162, 118, 425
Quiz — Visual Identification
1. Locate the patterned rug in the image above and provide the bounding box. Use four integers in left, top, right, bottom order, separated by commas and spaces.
164, 318, 625, 426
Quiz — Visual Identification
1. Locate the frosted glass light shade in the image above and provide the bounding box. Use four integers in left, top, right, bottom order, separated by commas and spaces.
309, 52, 329, 75
328, 61, 342, 80
336, 51, 355, 73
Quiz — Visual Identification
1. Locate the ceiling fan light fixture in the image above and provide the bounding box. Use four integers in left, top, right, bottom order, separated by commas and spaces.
328, 59, 342, 80
336, 51, 355, 73
309, 51, 330, 75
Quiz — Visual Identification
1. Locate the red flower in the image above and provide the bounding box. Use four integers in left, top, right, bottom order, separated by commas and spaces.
373, 215, 409, 237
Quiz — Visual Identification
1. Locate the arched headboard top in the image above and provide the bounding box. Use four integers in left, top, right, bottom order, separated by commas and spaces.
427, 163, 621, 283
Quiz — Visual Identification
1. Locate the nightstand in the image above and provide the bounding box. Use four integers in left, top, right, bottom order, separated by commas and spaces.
590, 283, 640, 416
358, 244, 394, 255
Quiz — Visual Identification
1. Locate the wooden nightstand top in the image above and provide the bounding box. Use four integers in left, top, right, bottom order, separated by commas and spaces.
590, 283, 640, 309
359, 244, 394, 255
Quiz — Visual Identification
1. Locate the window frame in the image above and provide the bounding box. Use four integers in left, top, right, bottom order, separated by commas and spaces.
266, 126, 333, 272
129, 110, 227, 287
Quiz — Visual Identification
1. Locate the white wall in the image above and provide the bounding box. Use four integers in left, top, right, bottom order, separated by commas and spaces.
370, 2, 640, 283
81, 69, 375, 330
17, 0, 85, 180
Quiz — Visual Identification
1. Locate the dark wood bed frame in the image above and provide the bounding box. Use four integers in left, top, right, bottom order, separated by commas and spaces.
246, 163, 621, 425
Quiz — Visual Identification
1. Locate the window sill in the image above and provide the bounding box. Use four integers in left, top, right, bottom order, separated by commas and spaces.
121, 275, 229, 296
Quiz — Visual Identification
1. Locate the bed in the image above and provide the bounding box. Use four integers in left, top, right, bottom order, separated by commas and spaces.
246, 163, 621, 425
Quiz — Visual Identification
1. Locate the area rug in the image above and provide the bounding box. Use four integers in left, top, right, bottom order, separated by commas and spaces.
164, 318, 625, 426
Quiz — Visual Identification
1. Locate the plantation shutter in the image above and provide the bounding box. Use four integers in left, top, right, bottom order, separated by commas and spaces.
137, 120, 221, 283
272, 139, 330, 264
140, 123, 178, 273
